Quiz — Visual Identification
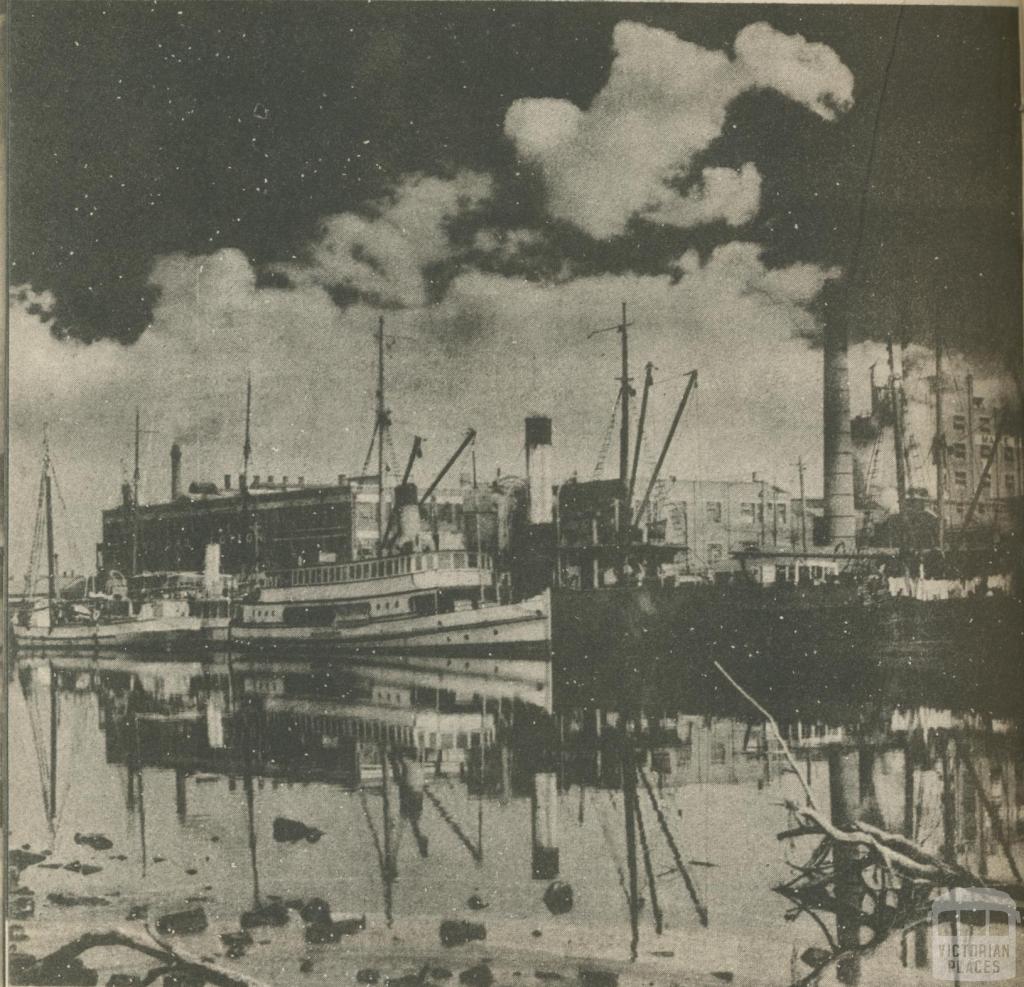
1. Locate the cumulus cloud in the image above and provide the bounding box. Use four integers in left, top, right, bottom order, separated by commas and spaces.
504, 20, 853, 238
287, 171, 493, 308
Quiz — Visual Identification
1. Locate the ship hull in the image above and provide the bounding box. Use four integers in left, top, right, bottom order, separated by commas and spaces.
209, 592, 552, 661
12, 616, 204, 653
550, 584, 1024, 713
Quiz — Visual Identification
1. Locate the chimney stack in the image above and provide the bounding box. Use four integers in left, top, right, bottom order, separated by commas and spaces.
525, 416, 553, 525
823, 323, 856, 546
395, 482, 421, 545
170, 443, 182, 500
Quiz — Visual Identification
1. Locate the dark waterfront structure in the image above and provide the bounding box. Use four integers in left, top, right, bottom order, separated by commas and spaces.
98, 477, 355, 579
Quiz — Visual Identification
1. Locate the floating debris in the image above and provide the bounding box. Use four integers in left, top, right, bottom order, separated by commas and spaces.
107, 975, 144, 986
467, 894, 489, 911
47, 892, 110, 908
11, 896, 35, 921
459, 964, 494, 987
300, 959, 315, 974
9, 849, 46, 872
430, 968, 453, 981
126, 905, 148, 921
298, 898, 332, 925
9, 925, 29, 943
440, 920, 486, 948
220, 930, 253, 959
543, 882, 573, 916
272, 817, 324, 843
74, 832, 114, 852
64, 861, 103, 876
800, 947, 831, 968
155, 906, 208, 935
534, 974, 562, 982
304, 915, 365, 943
241, 901, 290, 929
356, 969, 380, 984
578, 971, 617, 987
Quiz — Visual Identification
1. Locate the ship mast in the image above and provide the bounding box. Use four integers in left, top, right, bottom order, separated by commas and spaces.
618, 302, 632, 488
377, 315, 387, 551
934, 333, 946, 550
131, 409, 141, 576
44, 449, 57, 627
886, 334, 908, 547
242, 374, 252, 496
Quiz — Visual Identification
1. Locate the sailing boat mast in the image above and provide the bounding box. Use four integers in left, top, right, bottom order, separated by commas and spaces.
376, 315, 387, 550
44, 455, 57, 626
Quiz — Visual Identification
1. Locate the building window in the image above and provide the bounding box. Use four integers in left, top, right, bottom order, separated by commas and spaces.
951, 442, 966, 460
979, 416, 992, 433
707, 543, 723, 563
1005, 474, 1016, 496
1005, 445, 1016, 464
980, 445, 993, 460
776, 503, 787, 525
954, 471, 967, 486
706, 501, 722, 524
952, 414, 966, 431
739, 502, 756, 524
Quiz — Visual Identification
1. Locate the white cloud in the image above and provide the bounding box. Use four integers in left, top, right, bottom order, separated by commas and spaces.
290, 171, 493, 307
504, 20, 853, 238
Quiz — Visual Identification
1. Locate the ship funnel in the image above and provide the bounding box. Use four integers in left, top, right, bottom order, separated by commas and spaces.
395, 482, 420, 546
823, 323, 856, 546
525, 416, 553, 525
170, 443, 182, 500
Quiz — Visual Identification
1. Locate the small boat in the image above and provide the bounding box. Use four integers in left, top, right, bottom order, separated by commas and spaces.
13, 443, 206, 653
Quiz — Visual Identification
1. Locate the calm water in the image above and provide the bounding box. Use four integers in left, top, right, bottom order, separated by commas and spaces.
8, 651, 1024, 986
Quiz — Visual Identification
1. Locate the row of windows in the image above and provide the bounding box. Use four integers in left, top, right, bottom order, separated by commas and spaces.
952, 414, 994, 433
271, 551, 491, 588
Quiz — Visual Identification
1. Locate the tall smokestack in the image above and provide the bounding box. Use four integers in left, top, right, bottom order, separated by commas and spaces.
823, 325, 856, 546
170, 443, 182, 501
525, 416, 553, 525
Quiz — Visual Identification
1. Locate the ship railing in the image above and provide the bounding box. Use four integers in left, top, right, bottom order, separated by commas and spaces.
265, 550, 493, 590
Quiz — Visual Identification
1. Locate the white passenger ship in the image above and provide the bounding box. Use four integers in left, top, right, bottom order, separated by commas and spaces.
216, 549, 551, 660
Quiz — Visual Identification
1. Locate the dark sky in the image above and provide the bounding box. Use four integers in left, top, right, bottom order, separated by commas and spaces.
10, 1, 1022, 364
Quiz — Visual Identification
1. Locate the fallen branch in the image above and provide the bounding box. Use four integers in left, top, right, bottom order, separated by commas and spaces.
714, 661, 816, 809
11, 927, 269, 987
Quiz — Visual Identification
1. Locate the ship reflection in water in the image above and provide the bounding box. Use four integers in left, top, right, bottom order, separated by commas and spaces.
9, 653, 1024, 987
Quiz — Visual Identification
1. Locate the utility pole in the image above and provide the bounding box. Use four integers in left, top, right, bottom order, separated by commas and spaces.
618, 302, 631, 488
934, 335, 946, 550
797, 458, 808, 554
